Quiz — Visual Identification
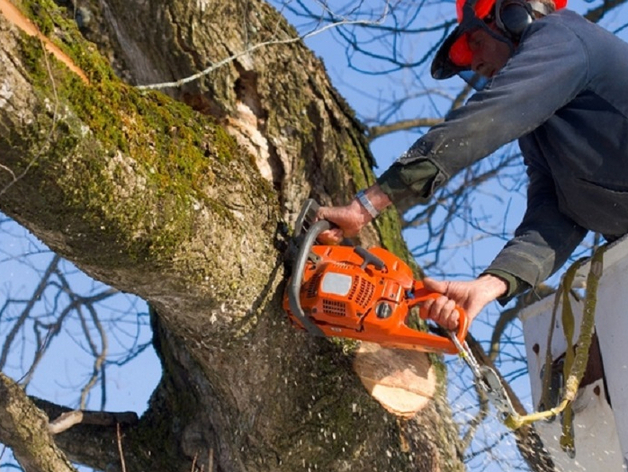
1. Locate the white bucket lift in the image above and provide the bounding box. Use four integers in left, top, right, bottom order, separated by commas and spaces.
520, 238, 628, 471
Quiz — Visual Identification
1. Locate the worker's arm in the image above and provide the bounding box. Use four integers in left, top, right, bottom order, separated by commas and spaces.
374, 17, 590, 209
422, 163, 588, 329
321, 17, 589, 237
316, 184, 392, 243
317, 160, 440, 243
485, 162, 588, 298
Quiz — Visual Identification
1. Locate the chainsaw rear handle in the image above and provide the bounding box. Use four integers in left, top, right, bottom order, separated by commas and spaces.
407, 282, 469, 347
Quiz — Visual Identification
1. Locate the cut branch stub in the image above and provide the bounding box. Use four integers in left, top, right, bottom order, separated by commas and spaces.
353, 342, 436, 418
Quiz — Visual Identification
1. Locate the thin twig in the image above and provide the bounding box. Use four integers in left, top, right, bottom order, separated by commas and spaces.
79, 303, 108, 410
117, 423, 127, 472
0, 255, 60, 370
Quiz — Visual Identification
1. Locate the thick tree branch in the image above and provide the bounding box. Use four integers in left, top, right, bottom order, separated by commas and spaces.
47, 410, 138, 435
0, 1, 466, 470
0, 372, 77, 472
32, 397, 148, 472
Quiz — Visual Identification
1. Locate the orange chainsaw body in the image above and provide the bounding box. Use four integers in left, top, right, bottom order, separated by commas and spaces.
283, 244, 468, 354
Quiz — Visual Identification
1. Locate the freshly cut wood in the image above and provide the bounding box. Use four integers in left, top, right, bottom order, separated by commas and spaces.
354, 342, 436, 418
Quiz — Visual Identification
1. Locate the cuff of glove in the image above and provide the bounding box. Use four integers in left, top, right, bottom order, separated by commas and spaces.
481, 269, 529, 305
356, 190, 380, 218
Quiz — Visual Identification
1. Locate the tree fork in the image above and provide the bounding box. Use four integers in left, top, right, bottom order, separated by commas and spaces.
0, 0, 465, 470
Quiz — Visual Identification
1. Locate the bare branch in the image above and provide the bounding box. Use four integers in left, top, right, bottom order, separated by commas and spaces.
0, 255, 61, 370
367, 117, 443, 141
116, 424, 127, 472
136, 4, 391, 91
460, 383, 491, 451
585, 0, 628, 22
48, 409, 138, 435
0, 372, 77, 472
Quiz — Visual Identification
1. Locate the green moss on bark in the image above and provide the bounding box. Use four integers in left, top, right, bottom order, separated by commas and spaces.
11, 13, 266, 271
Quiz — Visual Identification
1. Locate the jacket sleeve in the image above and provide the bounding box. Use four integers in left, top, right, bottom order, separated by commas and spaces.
377, 13, 589, 209
377, 159, 444, 214
486, 163, 588, 293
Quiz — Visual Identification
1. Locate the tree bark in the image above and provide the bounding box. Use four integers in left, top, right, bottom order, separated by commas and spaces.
0, 0, 463, 470
0, 373, 77, 472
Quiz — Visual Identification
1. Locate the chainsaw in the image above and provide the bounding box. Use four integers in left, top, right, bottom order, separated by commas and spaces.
282, 199, 469, 354
282, 199, 519, 423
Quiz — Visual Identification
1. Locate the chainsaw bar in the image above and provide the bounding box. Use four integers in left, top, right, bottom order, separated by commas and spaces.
449, 333, 518, 421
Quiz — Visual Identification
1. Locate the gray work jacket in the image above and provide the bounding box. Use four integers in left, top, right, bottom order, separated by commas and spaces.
377, 9, 628, 291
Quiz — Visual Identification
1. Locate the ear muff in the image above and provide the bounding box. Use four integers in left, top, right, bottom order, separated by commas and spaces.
495, 0, 535, 39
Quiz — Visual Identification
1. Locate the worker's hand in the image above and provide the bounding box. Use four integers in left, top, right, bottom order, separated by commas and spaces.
316, 185, 392, 244
419, 274, 508, 329
316, 199, 371, 244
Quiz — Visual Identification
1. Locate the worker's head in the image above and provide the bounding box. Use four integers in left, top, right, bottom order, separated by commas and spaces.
431, 0, 565, 81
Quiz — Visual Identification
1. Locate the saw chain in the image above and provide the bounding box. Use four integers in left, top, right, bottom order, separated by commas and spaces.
449, 333, 518, 423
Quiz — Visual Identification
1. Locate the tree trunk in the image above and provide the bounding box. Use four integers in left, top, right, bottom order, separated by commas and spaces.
0, 0, 464, 470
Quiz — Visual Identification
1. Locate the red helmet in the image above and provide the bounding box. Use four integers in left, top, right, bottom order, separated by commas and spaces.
431, 0, 567, 80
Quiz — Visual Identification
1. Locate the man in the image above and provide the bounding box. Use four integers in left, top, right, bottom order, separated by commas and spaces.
318, 0, 628, 330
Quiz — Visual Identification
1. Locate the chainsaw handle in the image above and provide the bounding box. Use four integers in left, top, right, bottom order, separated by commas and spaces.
294, 199, 321, 237
288, 218, 330, 337
406, 281, 469, 347
354, 246, 386, 271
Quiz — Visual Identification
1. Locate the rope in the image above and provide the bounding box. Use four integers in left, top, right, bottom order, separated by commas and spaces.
504, 245, 606, 438
557, 257, 585, 455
